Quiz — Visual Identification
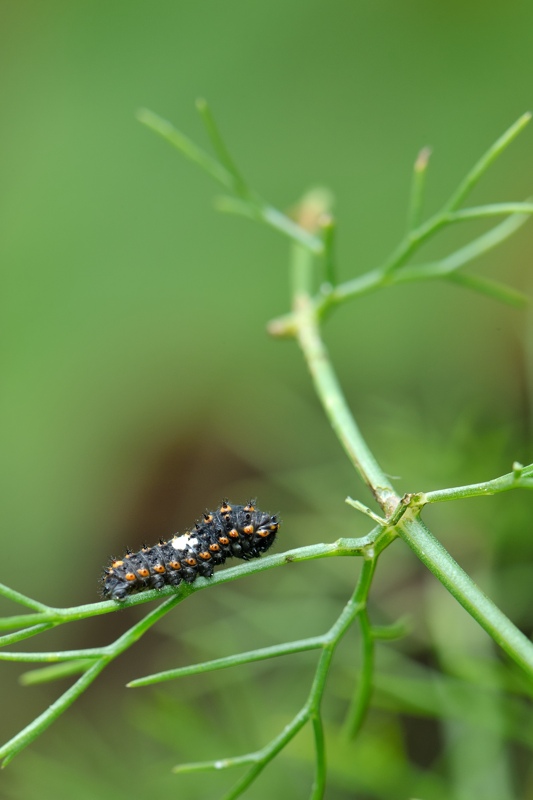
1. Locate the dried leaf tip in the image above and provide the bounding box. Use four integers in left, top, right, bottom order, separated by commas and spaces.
414, 146, 432, 173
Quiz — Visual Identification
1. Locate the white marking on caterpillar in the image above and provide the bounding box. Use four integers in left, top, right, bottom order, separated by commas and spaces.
171, 534, 199, 551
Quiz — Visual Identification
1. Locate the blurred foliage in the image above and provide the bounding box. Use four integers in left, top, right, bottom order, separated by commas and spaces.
1, 0, 533, 798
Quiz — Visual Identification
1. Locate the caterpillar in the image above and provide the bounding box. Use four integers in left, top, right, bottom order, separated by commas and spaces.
102, 501, 280, 601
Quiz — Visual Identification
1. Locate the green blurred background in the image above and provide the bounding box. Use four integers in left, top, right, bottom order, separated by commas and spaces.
2, 1, 533, 798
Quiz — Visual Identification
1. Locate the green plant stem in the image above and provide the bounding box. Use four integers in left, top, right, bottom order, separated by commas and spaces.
342, 605, 374, 738
292, 247, 397, 513
444, 112, 531, 211
0, 613, 56, 632
172, 558, 377, 800
19, 659, 96, 686
450, 203, 533, 220
0, 624, 55, 647
220, 558, 376, 800
371, 618, 411, 640
127, 636, 325, 689
375, 200, 533, 280
0, 584, 49, 612
421, 465, 533, 503
310, 714, 326, 800
195, 98, 249, 197
446, 272, 528, 307
289, 244, 533, 680
268, 208, 531, 339
0, 535, 388, 768
394, 211, 531, 281
297, 297, 396, 511
0, 595, 182, 766
137, 107, 234, 189
0, 648, 106, 662
221, 710, 309, 800
0, 659, 108, 768
396, 517, 533, 677
173, 754, 258, 775
128, 636, 327, 687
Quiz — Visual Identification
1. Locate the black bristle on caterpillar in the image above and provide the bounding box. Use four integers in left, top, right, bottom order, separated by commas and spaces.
101, 501, 280, 601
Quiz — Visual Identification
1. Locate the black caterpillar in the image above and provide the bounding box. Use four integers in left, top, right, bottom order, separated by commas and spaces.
102, 501, 280, 601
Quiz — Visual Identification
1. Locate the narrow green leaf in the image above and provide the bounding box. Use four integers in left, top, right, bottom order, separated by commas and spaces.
173, 753, 258, 775
447, 272, 529, 307
128, 636, 325, 687
0, 624, 55, 648
137, 108, 234, 189
450, 202, 533, 221
445, 112, 532, 211
196, 98, 249, 197
19, 659, 96, 686
0, 659, 108, 766
0, 584, 49, 613
0, 613, 48, 632
0, 648, 105, 663
398, 212, 531, 280
214, 195, 257, 219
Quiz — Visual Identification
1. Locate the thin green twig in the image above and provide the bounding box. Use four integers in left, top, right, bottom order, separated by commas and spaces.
0, 584, 49, 613
449, 202, 533, 220
0, 624, 56, 647
0, 595, 182, 766
342, 604, 375, 738
217, 558, 377, 799
446, 272, 528, 307
195, 98, 249, 197
269, 210, 531, 338
396, 516, 533, 677
0, 659, 109, 767
396, 462, 533, 508
128, 636, 326, 687
310, 714, 326, 800
0, 648, 107, 663
19, 659, 97, 686
444, 112, 531, 211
